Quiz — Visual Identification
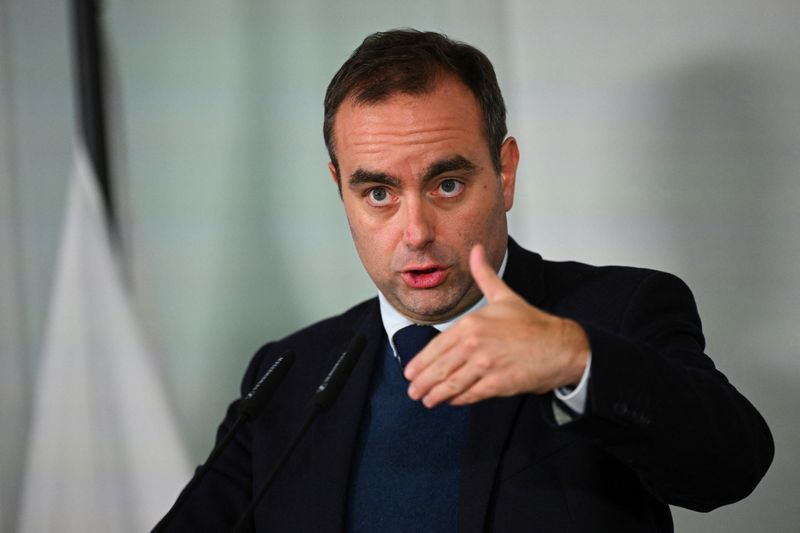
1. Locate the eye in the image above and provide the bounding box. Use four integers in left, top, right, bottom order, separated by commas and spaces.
435, 179, 465, 198
366, 187, 395, 207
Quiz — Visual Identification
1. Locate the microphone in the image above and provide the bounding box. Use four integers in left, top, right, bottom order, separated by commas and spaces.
240, 351, 297, 418
230, 334, 366, 533
312, 334, 366, 409
153, 350, 295, 532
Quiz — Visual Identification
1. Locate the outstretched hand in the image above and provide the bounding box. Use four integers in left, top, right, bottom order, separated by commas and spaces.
404, 244, 589, 408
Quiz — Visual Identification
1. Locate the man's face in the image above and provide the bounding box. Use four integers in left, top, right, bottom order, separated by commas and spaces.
329, 77, 518, 324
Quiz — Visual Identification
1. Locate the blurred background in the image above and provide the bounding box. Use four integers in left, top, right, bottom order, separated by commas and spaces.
1, 1, 798, 531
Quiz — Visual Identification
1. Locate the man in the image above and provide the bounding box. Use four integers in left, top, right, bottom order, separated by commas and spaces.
162, 29, 773, 532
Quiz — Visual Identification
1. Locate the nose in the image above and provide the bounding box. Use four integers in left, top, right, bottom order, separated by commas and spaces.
402, 197, 435, 250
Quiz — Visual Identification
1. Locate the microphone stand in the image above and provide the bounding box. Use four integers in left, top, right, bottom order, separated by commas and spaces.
229, 334, 365, 533
153, 351, 294, 532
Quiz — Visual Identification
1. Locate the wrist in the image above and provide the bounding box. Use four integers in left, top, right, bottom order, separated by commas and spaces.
561, 319, 590, 387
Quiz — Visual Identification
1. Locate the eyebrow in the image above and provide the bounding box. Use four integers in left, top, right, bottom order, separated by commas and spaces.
349, 169, 400, 188
347, 155, 478, 188
420, 155, 477, 183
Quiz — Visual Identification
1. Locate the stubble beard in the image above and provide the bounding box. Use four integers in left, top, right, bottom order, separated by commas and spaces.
384, 267, 482, 323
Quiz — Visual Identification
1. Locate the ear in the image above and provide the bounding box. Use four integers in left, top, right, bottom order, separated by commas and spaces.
328, 162, 340, 186
328, 162, 343, 198
499, 137, 519, 211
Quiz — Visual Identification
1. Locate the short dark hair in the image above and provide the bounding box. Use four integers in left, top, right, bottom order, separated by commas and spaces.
323, 29, 507, 177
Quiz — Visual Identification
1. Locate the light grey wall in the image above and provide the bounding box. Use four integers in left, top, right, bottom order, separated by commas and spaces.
1, 1, 74, 530
0, 2, 27, 529
2, 1, 798, 531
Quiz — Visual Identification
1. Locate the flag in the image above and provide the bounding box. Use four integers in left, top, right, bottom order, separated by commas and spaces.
17, 140, 191, 532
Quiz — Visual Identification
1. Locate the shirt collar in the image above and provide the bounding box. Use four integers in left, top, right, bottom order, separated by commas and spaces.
378, 249, 509, 358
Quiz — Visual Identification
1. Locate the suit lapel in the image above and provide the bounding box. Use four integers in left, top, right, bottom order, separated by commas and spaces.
298, 300, 385, 531
459, 238, 547, 533
459, 396, 524, 533
503, 238, 546, 308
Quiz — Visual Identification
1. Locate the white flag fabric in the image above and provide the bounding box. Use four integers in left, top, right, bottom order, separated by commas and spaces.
18, 141, 191, 532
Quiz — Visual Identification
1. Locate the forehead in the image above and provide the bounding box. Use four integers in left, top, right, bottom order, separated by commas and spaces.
332, 78, 487, 173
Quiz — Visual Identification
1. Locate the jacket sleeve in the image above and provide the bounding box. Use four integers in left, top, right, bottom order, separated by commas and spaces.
557, 271, 773, 512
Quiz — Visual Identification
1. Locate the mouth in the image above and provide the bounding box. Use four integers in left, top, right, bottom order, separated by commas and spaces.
400, 265, 449, 289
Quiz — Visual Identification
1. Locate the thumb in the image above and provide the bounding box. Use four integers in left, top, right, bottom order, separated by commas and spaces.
470, 244, 512, 303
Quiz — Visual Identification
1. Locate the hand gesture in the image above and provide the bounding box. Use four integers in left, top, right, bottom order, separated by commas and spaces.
404, 245, 589, 408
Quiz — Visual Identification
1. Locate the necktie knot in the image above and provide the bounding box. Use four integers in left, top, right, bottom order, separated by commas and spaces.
392, 325, 439, 368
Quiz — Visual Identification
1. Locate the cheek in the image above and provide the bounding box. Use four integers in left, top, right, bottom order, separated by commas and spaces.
345, 212, 394, 273
460, 190, 503, 226
457, 193, 507, 245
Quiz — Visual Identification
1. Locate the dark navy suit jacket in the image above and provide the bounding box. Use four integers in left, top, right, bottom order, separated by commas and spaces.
163, 238, 773, 532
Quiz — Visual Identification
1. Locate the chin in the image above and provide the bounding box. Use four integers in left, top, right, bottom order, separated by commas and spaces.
399, 294, 465, 322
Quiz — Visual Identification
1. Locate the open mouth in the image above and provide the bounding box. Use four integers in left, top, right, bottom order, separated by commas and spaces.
401, 266, 449, 289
